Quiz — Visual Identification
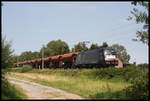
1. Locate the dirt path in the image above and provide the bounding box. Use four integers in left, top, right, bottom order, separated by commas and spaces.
8, 77, 83, 100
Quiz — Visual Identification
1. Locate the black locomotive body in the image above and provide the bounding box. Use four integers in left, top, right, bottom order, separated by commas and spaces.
75, 47, 118, 68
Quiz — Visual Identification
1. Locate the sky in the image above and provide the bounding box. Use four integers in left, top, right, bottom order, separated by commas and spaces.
2, 2, 149, 64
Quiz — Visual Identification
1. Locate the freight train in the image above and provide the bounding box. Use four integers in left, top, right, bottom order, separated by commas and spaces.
14, 47, 118, 69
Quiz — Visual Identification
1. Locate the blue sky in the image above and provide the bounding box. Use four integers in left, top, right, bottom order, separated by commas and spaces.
2, 2, 149, 64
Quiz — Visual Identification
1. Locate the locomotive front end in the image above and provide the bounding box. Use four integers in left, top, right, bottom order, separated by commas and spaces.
104, 48, 118, 66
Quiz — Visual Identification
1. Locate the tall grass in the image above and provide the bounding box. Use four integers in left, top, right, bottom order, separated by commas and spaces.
9, 65, 149, 99
2, 77, 27, 100
2, 67, 28, 100
9, 68, 130, 99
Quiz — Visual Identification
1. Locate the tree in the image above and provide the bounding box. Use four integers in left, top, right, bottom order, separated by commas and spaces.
19, 51, 40, 61
41, 40, 70, 57
110, 44, 130, 64
32, 51, 40, 59
100, 42, 108, 48
2, 36, 14, 69
89, 43, 99, 50
128, 1, 149, 45
11, 55, 20, 63
19, 51, 32, 61
1, 36, 27, 100
72, 41, 89, 52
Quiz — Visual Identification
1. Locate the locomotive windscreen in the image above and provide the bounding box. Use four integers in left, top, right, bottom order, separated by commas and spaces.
105, 49, 116, 55
104, 48, 117, 61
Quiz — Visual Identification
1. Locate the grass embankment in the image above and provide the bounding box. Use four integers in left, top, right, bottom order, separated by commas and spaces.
2, 77, 28, 100
9, 65, 144, 99
1, 66, 30, 100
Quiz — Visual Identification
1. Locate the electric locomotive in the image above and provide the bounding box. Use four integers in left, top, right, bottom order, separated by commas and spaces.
75, 47, 118, 68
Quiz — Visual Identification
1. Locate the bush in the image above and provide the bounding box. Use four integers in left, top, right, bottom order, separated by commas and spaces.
80, 65, 141, 83
124, 68, 149, 100
90, 90, 129, 100
2, 77, 27, 100
137, 63, 149, 68
19, 65, 32, 73
122, 65, 142, 82
9, 65, 32, 73
87, 66, 149, 99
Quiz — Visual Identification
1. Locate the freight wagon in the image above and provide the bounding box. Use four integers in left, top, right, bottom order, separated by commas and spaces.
14, 47, 119, 69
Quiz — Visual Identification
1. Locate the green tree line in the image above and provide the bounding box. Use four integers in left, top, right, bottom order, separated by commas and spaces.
11, 40, 130, 64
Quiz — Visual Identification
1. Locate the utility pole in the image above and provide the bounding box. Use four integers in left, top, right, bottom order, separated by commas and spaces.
17, 57, 18, 67
42, 45, 44, 69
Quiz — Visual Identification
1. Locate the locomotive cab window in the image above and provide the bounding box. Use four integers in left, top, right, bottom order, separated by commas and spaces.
104, 49, 116, 55
104, 49, 117, 61
104, 50, 111, 55
111, 49, 117, 55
